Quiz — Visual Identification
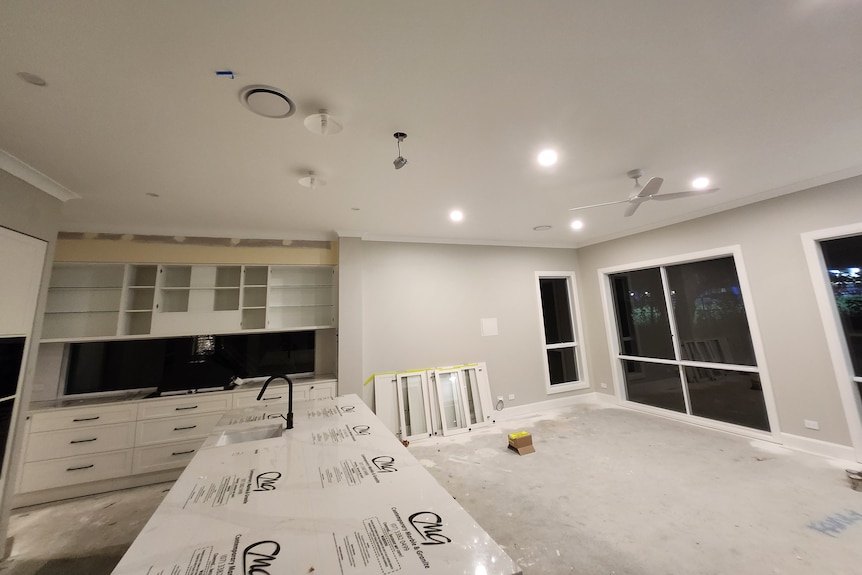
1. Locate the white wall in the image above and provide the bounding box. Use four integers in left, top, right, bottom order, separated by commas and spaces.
576, 175, 862, 449
337, 240, 585, 409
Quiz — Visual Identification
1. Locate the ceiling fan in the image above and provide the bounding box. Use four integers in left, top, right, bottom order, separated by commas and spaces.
569, 169, 719, 217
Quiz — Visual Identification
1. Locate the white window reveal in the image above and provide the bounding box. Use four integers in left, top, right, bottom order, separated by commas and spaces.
536, 272, 588, 393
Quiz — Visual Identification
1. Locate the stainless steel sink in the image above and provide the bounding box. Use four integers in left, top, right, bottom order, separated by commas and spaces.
213, 425, 284, 446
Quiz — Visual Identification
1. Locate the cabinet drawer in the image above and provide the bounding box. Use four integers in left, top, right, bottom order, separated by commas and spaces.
232, 387, 296, 409
136, 412, 223, 446
19, 449, 133, 493
132, 439, 204, 474
29, 403, 138, 433
137, 395, 230, 420
26, 422, 136, 462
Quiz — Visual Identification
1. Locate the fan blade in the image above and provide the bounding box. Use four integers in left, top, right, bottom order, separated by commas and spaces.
568, 198, 630, 211
624, 200, 643, 217
633, 176, 664, 198
650, 187, 719, 201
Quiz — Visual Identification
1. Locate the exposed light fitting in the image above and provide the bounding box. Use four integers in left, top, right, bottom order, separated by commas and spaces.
298, 171, 325, 189
304, 109, 343, 135
691, 176, 711, 189
17, 72, 47, 86
393, 132, 408, 169
537, 149, 558, 166
239, 85, 296, 118
450, 210, 464, 222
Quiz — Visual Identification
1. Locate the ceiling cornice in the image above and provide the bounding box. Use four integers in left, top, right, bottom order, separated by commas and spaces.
0, 149, 80, 202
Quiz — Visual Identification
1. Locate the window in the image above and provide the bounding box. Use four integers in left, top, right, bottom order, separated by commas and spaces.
820, 235, 862, 385
608, 254, 770, 432
536, 273, 586, 392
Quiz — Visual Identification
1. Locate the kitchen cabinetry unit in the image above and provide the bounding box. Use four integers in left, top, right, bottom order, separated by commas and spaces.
231, 379, 335, 408
41, 263, 335, 341
43, 264, 126, 340
14, 376, 336, 506
19, 403, 138, 493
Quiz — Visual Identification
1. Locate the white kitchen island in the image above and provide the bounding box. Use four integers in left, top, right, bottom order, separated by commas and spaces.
111, 394, 522, 575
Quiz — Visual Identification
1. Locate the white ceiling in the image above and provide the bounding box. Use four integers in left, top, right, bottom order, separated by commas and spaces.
2, 1, 862, 248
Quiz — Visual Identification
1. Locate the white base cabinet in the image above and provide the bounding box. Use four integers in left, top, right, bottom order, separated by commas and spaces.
14, 377, 336, 506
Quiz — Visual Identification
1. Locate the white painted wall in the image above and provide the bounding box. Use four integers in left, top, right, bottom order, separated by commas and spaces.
576, 175, 862, 449
337, 240, 586, 409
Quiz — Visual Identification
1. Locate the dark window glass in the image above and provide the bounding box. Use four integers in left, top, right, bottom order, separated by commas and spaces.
610, 269, 675, 360
0, 399, 13, 478
821, 235, 862, 377
547, 347, 578, 385
0, 337, 25, 397
666, 257, 757, 366
622, 361, 685, 413
539, 278, 574, 344
685, 367, 770, 431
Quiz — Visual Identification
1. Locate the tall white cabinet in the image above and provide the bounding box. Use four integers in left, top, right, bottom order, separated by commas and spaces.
0, 226, 47, 556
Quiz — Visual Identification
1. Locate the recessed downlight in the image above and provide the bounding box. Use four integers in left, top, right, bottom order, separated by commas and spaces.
240, 85, 296, 118
691, 176, 710, 189
533, 225, 552, 232
537, 149, 558, 167
449, 210, 464, 222
571, 220, 584, 230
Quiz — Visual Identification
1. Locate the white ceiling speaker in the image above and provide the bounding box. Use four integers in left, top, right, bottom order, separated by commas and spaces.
298, 172, 325, 189
239, 85, 296, 118
393, 132, 408, 169
304, 110, 343, 135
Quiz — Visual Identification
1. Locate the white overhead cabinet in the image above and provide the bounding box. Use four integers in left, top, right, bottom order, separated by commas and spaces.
41, 263, 335, 341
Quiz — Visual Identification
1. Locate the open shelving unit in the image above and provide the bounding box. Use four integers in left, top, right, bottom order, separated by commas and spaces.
41, 263, 336, 341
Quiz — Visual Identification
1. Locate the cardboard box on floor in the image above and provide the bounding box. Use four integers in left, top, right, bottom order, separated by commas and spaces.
507, 431, 535, 455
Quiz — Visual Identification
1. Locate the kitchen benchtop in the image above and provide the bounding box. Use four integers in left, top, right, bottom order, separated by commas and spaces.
111, 394, 522, 575
28, 374, 335, 411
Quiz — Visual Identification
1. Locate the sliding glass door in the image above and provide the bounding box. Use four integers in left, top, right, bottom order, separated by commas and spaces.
609, 255, 770, 431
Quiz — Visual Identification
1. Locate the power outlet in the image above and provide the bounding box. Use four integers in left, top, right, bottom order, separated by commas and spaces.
804, 419, 820, 431
508, 394, 515, 401
600, 382, 608, 389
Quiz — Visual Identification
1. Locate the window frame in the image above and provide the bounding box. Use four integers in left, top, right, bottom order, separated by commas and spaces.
802, 223, 862, 462
535, 271, 588, 394
598, 246, 778, 438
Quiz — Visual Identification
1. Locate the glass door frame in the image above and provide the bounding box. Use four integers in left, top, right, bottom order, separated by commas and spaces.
802, 223, 862, 462
598, 245, 779, 440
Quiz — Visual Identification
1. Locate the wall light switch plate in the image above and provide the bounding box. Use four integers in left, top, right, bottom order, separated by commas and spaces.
804, 419, 820, 430
508, 394, 515, 401
600, 382, 608, 389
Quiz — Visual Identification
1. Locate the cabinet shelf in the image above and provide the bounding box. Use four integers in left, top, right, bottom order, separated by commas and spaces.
42, 263, 336, 340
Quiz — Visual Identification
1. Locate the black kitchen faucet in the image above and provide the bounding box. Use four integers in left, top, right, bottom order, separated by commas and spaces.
257, 375, 294, 429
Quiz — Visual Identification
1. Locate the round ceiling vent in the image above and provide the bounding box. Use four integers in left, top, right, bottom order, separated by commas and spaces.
239, 85, 296, 119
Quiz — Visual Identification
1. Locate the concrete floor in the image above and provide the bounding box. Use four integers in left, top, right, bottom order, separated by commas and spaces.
2, 403, 862, 574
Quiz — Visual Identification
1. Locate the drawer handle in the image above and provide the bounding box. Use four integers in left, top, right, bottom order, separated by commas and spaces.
70, 438, 98, 444
171, 450, 196, 456
173, 425, 197, 431
175, 405, 198, 411
261, 396, 282, 401
72, 416, 100, 422
66, 464, 94, 471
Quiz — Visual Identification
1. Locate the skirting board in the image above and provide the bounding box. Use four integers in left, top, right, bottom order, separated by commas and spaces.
494, 391, 603, 420
780, 432, 856, 462
495, 391, 859, 464
11, 468, 183, 509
